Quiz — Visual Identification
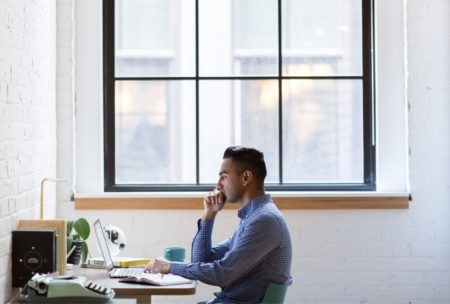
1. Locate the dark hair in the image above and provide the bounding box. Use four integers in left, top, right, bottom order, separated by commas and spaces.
223, 146, 267, 183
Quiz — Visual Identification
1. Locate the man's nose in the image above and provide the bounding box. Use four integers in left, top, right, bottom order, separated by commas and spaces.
216, 180, 222, 190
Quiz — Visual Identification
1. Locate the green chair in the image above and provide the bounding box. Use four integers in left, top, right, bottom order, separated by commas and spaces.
260, 283, 289, 304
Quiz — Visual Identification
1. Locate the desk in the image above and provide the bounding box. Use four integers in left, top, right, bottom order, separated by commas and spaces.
72, 267, 196, 304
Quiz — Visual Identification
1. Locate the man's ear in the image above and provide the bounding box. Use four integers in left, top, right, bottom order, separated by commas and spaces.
242, 170, 253, 186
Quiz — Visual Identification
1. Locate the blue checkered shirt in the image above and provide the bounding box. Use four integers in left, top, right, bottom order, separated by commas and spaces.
170, 194, 292, 303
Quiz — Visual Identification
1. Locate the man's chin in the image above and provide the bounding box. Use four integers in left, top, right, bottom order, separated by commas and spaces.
224, 198, 237, 204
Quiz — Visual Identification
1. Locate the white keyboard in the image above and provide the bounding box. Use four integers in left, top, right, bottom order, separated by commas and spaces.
110, 267, 143, 278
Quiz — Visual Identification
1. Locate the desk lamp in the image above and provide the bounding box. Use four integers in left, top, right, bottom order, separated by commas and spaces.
17, 178, 71, 275
39, 178, 70, 220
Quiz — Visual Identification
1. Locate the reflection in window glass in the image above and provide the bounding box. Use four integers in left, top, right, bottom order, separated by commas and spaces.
115, 0, 195, 77
282, 0, 362, 76
199, 0, 278, 76
199, 80, 279, 183
115, 0, 172, 51
283, 80, 363, 182
115, 81, 196, 183
106, 0, 371, 190
234, 0, 278, 51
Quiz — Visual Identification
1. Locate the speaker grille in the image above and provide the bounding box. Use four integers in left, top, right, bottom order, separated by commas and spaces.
12, 228, 56, 287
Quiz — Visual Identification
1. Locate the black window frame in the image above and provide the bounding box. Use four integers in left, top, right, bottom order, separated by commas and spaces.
103, 0, 376, 192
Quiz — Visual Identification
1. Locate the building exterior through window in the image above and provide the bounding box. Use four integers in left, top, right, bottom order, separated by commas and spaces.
105, 0, 374, 191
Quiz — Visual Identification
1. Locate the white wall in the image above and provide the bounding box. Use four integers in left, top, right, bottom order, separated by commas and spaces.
0, 0, 57, 302
56, 0, 75, 211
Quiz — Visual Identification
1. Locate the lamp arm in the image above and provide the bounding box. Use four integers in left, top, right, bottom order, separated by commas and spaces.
40, 178, 49, 220
39, 178, 71, 220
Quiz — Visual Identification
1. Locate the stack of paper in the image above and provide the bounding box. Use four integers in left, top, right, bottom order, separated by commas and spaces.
88, 257, 149, 268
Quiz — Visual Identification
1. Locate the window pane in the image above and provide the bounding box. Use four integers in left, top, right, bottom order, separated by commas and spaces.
199, 80, 279, 183
115, 0, 195, 77
282, 0, 362, 76
199, 0, 278, 76
106, 0, 372, 190
282, 80, 363, 182
115, 80, 196, 183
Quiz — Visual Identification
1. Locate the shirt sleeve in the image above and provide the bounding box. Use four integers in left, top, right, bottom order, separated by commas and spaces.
191, 219, 231, 263
171, 214, 282, 287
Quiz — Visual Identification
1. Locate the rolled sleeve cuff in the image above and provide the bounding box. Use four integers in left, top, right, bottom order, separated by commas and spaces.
198, 219, 214, 232
193, 219, 215, 245
170, 262, 188, 276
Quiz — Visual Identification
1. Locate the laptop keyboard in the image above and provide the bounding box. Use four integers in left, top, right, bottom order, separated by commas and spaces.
110, 267, 144, 278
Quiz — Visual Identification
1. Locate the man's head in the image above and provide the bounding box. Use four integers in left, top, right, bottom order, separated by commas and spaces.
217, 146, 267, 203
222, 146, 267, 184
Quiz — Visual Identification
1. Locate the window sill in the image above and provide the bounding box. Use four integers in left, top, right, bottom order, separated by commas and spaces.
74, 192, 409, 210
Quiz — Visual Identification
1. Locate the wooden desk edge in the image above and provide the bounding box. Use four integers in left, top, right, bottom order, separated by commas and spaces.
114, 282, 197, 296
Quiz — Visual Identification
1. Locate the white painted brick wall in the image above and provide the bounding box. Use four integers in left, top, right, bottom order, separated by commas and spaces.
56, 0, 75, 211
0, 0, 57, 302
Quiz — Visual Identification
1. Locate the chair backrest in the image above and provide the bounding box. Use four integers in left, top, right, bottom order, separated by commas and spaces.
260, 283, 288, 304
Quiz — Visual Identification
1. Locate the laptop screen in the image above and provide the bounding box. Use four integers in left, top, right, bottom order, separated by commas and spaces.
93, 219, 114, 270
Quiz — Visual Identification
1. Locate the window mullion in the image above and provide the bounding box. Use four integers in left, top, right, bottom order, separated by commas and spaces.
278, 0, 283, 184
195, 0, 200, 185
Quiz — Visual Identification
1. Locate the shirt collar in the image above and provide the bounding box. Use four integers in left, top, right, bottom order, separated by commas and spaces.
238, 194, 272, 219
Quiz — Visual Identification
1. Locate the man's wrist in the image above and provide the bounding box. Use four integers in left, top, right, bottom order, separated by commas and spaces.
201, 211, 217, 221
164, 263, 171, 274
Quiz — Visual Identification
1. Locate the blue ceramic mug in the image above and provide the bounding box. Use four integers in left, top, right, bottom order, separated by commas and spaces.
164, 246, 186, 262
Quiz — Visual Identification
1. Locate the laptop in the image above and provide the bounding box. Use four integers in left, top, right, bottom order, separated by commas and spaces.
93, 219, 145, 278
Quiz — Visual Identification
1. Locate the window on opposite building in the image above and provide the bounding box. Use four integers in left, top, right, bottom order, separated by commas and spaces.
103, 0, 375, 192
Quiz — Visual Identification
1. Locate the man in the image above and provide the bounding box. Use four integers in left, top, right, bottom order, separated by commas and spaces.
145, 146, 292, 303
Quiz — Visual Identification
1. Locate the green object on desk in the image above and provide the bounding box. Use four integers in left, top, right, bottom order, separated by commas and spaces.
24, 273, 114, 303
67, 218, 91, 265
260, 283, 288, 304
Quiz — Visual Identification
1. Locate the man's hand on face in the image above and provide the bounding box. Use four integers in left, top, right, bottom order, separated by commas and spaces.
202, 189, 225, 221
144, 257, 171, 274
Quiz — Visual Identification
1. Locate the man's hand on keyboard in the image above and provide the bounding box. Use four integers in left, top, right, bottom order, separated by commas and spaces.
145, 257, 171, 274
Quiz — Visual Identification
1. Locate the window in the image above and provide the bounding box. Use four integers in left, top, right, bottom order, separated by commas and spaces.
103, 0, 374, 192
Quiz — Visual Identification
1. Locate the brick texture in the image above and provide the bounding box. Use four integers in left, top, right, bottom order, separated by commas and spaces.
0, 0, 57, 302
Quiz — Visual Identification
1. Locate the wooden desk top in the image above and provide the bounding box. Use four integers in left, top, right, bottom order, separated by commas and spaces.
71, 267, 197, 297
